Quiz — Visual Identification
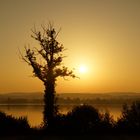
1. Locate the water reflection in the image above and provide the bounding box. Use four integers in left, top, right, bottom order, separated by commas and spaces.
0, 105, 43, 127
0, 104, 122, 126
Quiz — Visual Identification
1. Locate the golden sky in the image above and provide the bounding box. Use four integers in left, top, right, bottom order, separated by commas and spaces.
0, 0, 140, 93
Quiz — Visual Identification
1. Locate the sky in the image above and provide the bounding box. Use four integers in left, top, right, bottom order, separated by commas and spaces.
0, 0, 140, 93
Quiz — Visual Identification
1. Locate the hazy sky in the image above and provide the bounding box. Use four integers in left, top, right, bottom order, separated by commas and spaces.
0, 0, 140, 93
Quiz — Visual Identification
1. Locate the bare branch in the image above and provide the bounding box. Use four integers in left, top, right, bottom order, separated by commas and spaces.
18, 47, 31, 65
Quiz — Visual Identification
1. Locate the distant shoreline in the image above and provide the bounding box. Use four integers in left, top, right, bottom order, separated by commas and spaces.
0, 92, 140, 105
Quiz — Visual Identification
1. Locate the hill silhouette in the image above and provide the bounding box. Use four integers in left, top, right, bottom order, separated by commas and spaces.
0, 92, 140, 100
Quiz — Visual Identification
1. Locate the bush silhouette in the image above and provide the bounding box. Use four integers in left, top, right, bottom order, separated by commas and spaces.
64, 105, 102, 133
43, 105, 117, 134
100, 112, 115, 133
0, 111, 30, 135
117, 102, 140, 133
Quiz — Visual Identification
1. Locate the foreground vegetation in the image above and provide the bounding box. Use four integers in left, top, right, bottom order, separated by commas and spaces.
0, 134, 140, 140
0, 102, 140, 137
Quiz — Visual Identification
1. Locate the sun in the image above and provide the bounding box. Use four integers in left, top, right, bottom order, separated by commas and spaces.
79, 65, 88, 74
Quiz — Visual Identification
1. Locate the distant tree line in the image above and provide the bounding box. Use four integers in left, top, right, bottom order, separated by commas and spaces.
0, 97, 140, 105
57, 97, 140, 105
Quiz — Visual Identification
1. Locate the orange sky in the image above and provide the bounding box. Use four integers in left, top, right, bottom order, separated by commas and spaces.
0, 0, 140, 93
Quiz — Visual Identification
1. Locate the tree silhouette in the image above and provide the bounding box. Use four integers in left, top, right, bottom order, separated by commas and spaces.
117, 102, 140, 132
22, 24, 75, 127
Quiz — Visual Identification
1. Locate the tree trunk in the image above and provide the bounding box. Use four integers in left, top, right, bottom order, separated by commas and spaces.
43, 80, 56, 128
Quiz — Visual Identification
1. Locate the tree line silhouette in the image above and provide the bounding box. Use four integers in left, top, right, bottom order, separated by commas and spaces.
0, 102, 140, 135
1, 96, 140, 105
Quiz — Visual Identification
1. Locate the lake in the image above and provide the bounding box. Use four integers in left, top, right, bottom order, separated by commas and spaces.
0, 104, 123, 127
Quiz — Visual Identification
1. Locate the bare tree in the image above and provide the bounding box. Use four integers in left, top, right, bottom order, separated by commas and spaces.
21, 24, 75, 127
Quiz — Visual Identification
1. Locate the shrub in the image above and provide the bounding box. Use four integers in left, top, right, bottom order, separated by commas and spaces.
65, 105, 102, 133
100, 111, 115, 132
117, 102, 140, 133
0, 111, 30, 135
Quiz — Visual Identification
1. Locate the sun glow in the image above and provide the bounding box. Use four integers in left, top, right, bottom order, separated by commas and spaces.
79, 65, 88, 74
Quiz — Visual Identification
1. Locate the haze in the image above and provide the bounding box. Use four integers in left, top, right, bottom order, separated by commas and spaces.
0, 0, 140, 93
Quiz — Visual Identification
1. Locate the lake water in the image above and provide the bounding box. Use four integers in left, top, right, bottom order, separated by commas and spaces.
0, 104, 123, 127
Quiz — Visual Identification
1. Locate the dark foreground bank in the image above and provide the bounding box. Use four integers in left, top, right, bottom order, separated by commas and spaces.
0, 135, 140, 140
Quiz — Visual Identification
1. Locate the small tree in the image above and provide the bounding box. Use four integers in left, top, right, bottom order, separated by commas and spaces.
118, 102, 140, 130
22, 24, 75, 127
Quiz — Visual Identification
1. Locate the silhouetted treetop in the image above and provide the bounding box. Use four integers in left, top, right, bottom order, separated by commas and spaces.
24, 25, 75, 83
